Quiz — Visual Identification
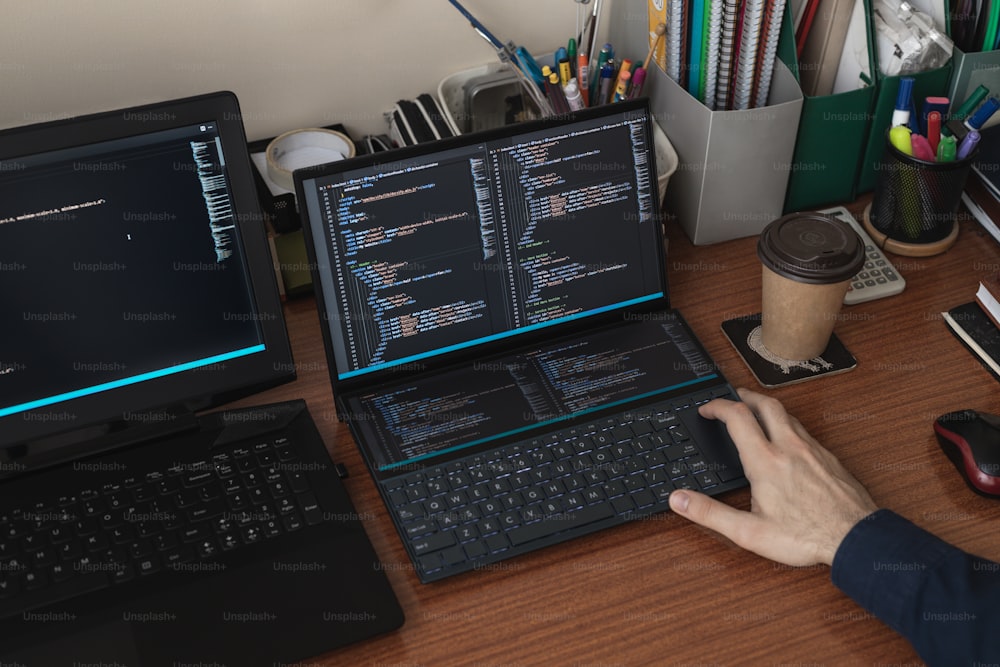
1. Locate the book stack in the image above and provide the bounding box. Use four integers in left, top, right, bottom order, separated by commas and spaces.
942, 273, 1000, 382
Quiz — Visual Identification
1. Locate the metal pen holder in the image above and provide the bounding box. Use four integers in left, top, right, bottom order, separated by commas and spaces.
862, 129, 978, 256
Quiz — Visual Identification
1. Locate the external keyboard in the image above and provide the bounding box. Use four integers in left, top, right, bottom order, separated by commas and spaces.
383, 387, 746, 581
0, 435, 322, 619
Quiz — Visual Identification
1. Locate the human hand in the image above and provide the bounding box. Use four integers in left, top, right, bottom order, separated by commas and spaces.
668, 388, 878, 566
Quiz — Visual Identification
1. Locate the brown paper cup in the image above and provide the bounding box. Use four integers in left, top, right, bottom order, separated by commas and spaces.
757, 213, 865, 361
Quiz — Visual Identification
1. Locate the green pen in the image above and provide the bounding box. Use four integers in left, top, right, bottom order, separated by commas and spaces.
944, 85, 989, 137
937, 135, 957, 162
568, 38, 577, 78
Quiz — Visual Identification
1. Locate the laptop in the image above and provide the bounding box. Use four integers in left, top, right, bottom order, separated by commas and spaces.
295, 99, 748, 583
0, 91, 402, 665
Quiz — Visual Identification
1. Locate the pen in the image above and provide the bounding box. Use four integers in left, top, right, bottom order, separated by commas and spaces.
937, 135, 956, 162
889, 126, 913, 156
597, 61, 614, 105
892, 77, 915, 127
590, 44, 612, 101
614, 59, 633, 96
965, 97, 999, 131
545, 71, 570, 114
628, 67, 647, 99
927, 111, 941, 155
612, 70, 631, 102
568, 38, 577, 78
957, 130, 981, 160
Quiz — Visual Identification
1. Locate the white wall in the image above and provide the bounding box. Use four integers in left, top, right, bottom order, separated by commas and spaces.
1, 1, 617, 142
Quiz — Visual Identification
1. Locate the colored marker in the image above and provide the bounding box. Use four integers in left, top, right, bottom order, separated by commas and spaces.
927, 111, 941, 154
567, 38, 577, 78
954, 85, 989, 120
577, 53, 590, 107
937, 135, 957, 162
614, 59, 633, 95
563, 79, 585, 111
889, 126, 913, 156
911, 134, 936, 161
923, 96, 949, 133
966, 96, 999, 131
892, 77, 915, 127
628, 67, 647, 99
958, 130, 981, 160
558, 57, 572, 86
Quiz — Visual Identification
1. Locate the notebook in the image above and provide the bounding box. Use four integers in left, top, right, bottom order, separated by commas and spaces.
295, 99, 748, 582
0, 91, 402, 665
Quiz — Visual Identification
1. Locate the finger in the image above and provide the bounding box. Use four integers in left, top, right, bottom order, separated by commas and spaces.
698, 396, 772, 459
736, 389, 799, 442
670, 489, 759, 548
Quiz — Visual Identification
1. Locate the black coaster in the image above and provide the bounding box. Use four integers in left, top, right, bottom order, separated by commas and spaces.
722, 313, 857, 388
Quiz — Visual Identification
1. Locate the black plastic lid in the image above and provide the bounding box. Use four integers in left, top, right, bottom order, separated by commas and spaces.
757, 212, 865, 284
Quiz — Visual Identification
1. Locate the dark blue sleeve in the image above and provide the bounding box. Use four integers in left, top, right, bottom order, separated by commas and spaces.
831, 509, 1000, 664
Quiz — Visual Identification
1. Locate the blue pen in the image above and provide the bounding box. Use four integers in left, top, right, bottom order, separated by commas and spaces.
555, 47, 567, 68
892, 77, 915, 128
597, 62, 615, 105
957, 130, 981, 160
966, 97, 1000, 131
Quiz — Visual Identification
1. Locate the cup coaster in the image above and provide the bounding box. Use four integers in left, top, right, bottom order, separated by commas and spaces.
721, 314, 857, 388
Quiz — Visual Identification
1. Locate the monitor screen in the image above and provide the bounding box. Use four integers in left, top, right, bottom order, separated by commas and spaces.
297, 101, 665, 385
0, 92, 292, 454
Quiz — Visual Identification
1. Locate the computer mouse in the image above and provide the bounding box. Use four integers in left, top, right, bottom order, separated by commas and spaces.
934, 410, 1000, 497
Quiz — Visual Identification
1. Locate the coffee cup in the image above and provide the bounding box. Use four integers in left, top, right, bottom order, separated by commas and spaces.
757, 212, 865, 361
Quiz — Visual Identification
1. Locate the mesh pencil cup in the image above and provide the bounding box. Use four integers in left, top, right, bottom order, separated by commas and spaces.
862, 130, 978, 257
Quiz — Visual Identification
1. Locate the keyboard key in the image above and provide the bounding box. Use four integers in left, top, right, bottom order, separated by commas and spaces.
464, 541, 487, 560
631, 490, 655, 509
506, 503, 614, 547
412, 531, 455, 556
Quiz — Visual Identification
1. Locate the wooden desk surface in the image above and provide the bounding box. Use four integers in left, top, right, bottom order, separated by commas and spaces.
237, 202, 1000, 666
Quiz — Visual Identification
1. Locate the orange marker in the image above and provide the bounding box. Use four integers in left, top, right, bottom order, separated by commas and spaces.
577, 53, 590, 107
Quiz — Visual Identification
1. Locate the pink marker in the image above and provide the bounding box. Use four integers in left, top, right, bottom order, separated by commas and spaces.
911, 134, 936, 162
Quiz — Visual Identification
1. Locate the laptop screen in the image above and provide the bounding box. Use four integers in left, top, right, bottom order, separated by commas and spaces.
0, 92, 292, 455
297, 101, 666, 384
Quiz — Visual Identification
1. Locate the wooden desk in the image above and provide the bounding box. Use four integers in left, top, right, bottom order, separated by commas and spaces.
237, 201, 1000, 665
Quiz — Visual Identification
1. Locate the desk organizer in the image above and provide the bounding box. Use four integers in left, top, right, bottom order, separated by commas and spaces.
610, 1, 803, 245
436, 59, 680, 203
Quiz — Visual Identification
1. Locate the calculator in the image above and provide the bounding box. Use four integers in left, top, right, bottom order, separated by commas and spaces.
819, 205, 906, 305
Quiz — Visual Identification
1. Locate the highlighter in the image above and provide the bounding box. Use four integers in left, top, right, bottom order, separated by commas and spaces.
937, 135, 957, 162
910, 134, 936, 162
957, 130, 981, 160
889, 126, 913, 156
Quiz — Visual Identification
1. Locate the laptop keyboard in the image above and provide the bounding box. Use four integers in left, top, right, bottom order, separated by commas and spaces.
0, 436, 322, 619
384, 387, 744, 580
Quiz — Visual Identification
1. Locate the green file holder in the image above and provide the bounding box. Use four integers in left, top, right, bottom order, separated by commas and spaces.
947, 46, 1000, 117
781, 0, 877, 212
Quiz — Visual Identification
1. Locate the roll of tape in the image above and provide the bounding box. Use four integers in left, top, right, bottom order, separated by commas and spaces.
265, 128, 356, 191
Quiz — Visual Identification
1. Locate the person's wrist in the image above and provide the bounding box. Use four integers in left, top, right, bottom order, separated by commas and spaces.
819, 504, 879, 565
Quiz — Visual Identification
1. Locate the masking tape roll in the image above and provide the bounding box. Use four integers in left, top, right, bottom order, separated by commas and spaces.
265, 128, 356, 191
